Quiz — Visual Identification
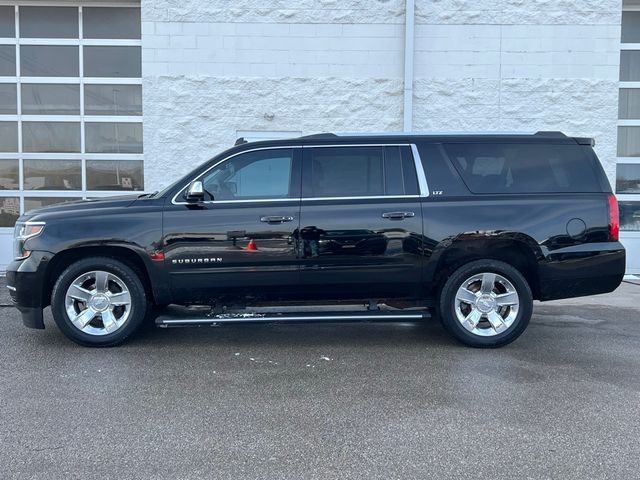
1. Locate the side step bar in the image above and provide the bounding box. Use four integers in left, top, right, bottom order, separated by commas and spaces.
155, 305, 430, 328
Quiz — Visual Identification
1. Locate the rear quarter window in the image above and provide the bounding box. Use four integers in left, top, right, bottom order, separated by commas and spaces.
442, 143, 603, 194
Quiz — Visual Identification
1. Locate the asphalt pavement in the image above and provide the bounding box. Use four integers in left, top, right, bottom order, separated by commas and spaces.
1, 278, 639, 479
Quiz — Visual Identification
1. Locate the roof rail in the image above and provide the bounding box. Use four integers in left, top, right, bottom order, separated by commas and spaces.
534, 131, 567, 138
299, 133, 338, 139
574, 137, 596, 147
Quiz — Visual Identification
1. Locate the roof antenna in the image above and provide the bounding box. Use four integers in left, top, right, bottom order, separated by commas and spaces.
234, 137, 248, 146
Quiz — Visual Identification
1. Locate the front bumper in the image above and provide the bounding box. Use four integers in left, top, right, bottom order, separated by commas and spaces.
6, 250, 53, 329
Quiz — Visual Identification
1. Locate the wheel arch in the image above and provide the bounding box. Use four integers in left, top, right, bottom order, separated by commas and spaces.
44, 245, 157, 307
428, 234, 543, 300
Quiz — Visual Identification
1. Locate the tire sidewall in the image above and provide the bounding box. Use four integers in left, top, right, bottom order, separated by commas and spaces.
51, 257, 148, 347
439, 260, 533, 348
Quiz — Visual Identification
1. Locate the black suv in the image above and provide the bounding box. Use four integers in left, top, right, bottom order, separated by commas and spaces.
6, 132, 625, 348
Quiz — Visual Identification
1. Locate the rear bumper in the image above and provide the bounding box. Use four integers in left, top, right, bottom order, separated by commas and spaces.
538, 242, 625, 301
6, 250, 52, 329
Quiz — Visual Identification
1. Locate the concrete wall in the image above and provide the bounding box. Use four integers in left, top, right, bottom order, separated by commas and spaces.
141, 0, 622, 191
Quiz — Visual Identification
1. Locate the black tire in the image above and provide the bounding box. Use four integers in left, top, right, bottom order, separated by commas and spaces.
438, 259, 533, 348
51, 257, 149, 347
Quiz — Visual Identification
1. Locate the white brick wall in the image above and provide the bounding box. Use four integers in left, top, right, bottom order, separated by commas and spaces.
141, 0, 622, 191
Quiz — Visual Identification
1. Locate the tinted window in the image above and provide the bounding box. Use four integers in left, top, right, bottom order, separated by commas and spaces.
383, 146, 419, 196
443, 143, 602, 194
201, 149, 294, 200
308, 146, 383, 198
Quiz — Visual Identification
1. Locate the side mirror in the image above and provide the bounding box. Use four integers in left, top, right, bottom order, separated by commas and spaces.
186, 180, 205, 202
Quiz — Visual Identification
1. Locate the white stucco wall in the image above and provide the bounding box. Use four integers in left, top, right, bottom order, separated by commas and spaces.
141, 0, 622, 191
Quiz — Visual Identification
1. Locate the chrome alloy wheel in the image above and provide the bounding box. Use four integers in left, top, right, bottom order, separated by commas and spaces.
64, 270, 132, 336
454, 272, 520, 337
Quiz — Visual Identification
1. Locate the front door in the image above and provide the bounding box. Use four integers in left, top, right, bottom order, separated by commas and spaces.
163, 147, 302, 303
298, 145, 424, 300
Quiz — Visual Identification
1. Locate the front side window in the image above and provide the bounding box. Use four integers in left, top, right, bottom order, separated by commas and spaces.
199, 149, 295, 201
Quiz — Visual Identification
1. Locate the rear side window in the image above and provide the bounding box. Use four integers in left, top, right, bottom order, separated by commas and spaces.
306, 146, 418, 198
442, 143, 602, 194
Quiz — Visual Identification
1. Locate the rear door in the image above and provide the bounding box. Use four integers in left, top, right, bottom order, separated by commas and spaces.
297, 144, 425, 299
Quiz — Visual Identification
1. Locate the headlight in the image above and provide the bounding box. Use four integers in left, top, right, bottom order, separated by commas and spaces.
13, 221, 45, 260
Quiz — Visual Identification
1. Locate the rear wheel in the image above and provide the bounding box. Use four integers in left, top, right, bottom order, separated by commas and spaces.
51, 257, 149, 347
438, 259, 532, 348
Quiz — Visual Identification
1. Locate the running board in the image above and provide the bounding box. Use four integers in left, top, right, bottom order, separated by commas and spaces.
155, 305, 430, 328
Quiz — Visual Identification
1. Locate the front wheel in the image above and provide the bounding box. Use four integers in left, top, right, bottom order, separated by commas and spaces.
51, 257, 149, 347
438, 259, 533, 348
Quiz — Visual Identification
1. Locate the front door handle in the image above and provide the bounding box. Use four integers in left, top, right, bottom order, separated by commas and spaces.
260, 215, 294, 224
382, 211, 415, 220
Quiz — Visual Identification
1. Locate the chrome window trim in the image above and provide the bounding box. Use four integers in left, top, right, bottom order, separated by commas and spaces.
411, 144, 430, 197
171, 143, 429, 205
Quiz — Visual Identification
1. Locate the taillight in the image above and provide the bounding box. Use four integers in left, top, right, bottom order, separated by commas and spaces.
608, 193, 619, 241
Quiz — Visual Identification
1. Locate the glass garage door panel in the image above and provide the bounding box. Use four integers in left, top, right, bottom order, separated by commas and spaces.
84, 84, 142, 116
83, 7, 141, 39
21, 45, 79, 77
22, 122, 81, 153
0, 197, 19, 227
24, 160, 82, 191
620, 202, 640, 231
0, 45, 16, 76
617, 164, 640, 194
83, 46, 141, 78
0, 160, 18, 190
85, 122, 143, 154
0, 122, 17, 152
0, 84, 16, 114
86, 160, 143, 191
0, 7, 15, 38
19, 6, 78, 39
22, 84, 80, 115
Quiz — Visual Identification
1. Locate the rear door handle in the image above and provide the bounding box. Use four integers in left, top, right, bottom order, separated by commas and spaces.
260, 215, 294, 223
382, 211, 415, 220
